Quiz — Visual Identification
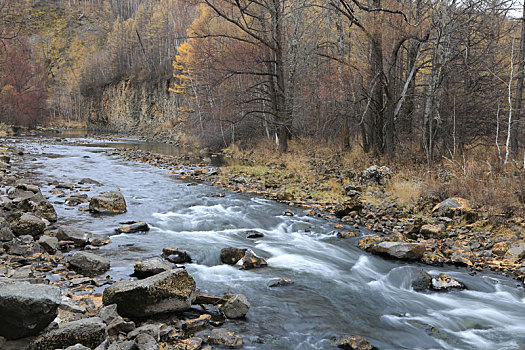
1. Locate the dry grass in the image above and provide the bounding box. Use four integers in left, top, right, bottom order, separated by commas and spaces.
45, 118, 87, 129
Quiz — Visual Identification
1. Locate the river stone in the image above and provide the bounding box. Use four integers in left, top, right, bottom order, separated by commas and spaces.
209, 328, 243, 348
89, 191, 127, 214
132, 258, 172, 279
240, 250, 268, 269
334, 335, 374, 349
38, 235, 58, 253
420, 224, 445, 238
116, 222, 150, 234
219, 294, 250, 319
65, 345, 91, 350
128, 324, 160, 340
102, 268, 196, 317
220, 247, 246, 265
361, 165, 392, 186
162, 248, 192, 264
245, 230, 264, 239
369, 242, 425, 260
411, 269, 432, 291
507, 243, 525, 259
29, 317, 106, 350
0, 281, 61, 339
135, 333, 159, 350
334, 199, 364, 218
431, 273, 466, 291
269, 278, 294, 287
69, 251, 110, 276
10, 213, 46, 237
432, 197, 477, 223
57, 225, 90, 247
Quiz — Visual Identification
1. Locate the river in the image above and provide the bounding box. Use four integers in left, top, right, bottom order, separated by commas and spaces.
8, 136, 525, 350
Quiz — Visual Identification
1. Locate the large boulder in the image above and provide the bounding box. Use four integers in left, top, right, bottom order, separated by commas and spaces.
432, 197, 477, 223
102, 268, 196, 317
57, 225, 90, 247
69, 251, 110, 276
361, 165, 392, 186
219, 294, 250, 319
0, 281, 61, 339
411, 269, 432, 291
220, 247, 246, 265
89, 191, 127, 214
10, 213, 46, 237
9, 184, 57, 222
432, 273, 466, 291
369, 242, 426, 260
29, 317, 106, 350
162, 248, 192, 264
334, 199, 364, 218
132, 258, 172, 279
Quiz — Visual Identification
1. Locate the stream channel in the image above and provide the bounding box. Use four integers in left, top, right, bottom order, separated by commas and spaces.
8, 135, 525, 350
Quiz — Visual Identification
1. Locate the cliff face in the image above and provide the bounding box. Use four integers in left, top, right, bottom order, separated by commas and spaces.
87, 79, 179, 137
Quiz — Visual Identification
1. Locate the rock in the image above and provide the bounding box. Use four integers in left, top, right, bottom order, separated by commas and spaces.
60, 296, 87, 314
12, 265, 33, 279
107, 317, 135, 336
209, 328, 243, 348
0, 281, 61, 339
0, 218, 14, 242
29, 317, 106, 350
175, 314, 211, 331
135, 333, 159, 350
90, 235, 111, 247
128, 324, 160, 341
431, 273, 466, 291
334, 199, 364, 218
411, 269, 432, 291
492, 242, 509, 257
269, 278, 294, 287
219, 294, 250, 319
19, 234, 34, 244
69, 251, 110, 276
132, 258, 172, 279
334, 335, 375, 350
106, 340, 136, 350
361, 165, 392, 186
89, 191, 127, 214
79, 178, 102, 185
245, 230, 264, 239
56, 183, 74, 190
240, 250, 267, 269
102, 268, 196, 317
98, 304, 120, 324
57, 225, 90, 247
38, 235, 58, 253
162, 248, 192, 264
65, 344, 91, 350
10, 213, 46, 237
116, 222, 150, 234
420, 224, 445, 238
432, 197, 477, 222
507, 243, 525, 259
220, 247, 247, 265
369, 242, 426, 260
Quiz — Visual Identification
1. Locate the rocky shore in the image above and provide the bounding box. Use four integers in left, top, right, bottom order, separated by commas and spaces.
110, 146, 525, 285
0, 142, 262, 350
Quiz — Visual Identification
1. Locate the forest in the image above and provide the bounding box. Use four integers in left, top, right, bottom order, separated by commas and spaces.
0, 0, 523, 165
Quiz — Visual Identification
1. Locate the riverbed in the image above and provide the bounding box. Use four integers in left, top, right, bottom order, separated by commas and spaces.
9, 136, 525, 350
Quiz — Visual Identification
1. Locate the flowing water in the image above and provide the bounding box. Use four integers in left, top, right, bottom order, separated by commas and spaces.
9, 137, 525, 350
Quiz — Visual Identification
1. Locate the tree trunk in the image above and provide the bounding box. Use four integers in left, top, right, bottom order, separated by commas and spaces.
512, 2, 525, 157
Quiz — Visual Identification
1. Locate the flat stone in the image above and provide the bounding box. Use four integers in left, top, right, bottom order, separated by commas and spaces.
57, 226, 90, 247
10, 213, 46, 237
132, 258, 172, 279
209, 328, 243, 348
162, 248, 191, 264
69, 251, 110, 276
219, 294, 250, 319
38, 235, 58, 253
369, 242, 426, 260
116, 222, 149, 234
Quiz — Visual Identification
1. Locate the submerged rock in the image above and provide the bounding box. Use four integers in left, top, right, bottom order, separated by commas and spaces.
220, 247, 246, 265
0, 281, 61, 339
369, 241, 425, 260
29, 317, 106, 350
431, 273, 466, 291
162, 248, 192, 264
219, 294, 250, 319
269, 278, 294, 287
334, 335, 375, 350
411, 269, 432, 291
102, 268, 196, 317
89, 191, 127, 214
69, 251, 110, 276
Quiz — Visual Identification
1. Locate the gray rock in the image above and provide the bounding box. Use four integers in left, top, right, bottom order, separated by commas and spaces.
19, 234, 34, 244
432, 273, 466, 291
12, 265, 33, 279
10, 213, 46, 237
220, 247, 246, 265
98, 304, 120, 324
89, 191, 127, 214
135, 334, 159, 350
209, 328, 243, 348
38, 235, 58, 253
361, 165, 392, 186
102, 268, 196, 317
369, 242, 426, 260
106, 317, 135, 336
128, 324, 160, 341
0, 218, 14, 242
507, 243, 525, 259
432, 197, 477, 222
0, 281, 61, 339
60, 296, 86, 314
107, 340, 136, 350
116, 222, 149, 234
219, 294, 250, 319
411, 269, 432, 291
65, 344, 91, 350
162, 248, 191, 264
132, 258, 172, 279
57, 226, 90, 247
2, 238, 33, 256
29, 317, 106, 350
240, 250, 267, 269
79, 178, 102, 185
245, 230, 264, 239
268, 278, 294, 287
69, 251, 110, 276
